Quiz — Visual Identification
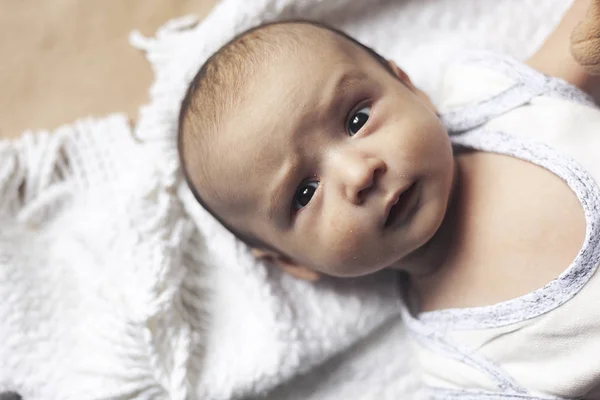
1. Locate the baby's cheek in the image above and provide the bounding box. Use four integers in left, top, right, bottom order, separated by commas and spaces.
316, 215, 379, 276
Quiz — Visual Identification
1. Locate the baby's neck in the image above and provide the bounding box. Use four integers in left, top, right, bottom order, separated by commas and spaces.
404, 153, 477, 309
408, 150, 586, 312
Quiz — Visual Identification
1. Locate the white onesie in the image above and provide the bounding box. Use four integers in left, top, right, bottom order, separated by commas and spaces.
402, 53, 600, 400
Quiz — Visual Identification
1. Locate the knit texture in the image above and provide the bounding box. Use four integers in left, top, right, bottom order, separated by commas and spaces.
0, 0, 572, 399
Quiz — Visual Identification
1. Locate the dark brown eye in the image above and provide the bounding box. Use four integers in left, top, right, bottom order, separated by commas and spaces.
293, 181, 319, 211
347, 106, 371, 136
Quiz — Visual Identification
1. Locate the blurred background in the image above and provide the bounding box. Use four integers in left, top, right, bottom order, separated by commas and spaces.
0, 0, 219, 139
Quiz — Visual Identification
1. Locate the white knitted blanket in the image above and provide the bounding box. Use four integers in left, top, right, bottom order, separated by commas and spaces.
0, 0, 571, 399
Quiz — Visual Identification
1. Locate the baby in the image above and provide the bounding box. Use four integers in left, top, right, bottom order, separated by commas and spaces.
179, 0, 600, 398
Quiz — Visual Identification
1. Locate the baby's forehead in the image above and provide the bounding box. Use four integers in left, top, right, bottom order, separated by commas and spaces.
214, 43, 372, 202
244, 31, 367, 96
244, 22, 368, 72
216, 25, 376, 167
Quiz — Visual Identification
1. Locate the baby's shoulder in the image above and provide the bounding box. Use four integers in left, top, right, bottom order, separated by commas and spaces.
440, 51, 600, 184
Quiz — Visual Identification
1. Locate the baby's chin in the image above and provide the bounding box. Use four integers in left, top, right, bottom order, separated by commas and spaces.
388, 191, 453, 275
328, 246, 421, 278
387, 239, 437, 276
324, 263, 388, 279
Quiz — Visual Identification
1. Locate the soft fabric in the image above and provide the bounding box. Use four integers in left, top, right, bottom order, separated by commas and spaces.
0, 0, 574, 399
404, 53, 600, 399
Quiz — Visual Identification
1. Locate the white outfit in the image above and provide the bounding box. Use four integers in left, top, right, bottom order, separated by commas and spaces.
402, 53, 600, 400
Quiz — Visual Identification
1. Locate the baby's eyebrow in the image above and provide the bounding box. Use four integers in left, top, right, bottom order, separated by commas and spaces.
320, 71, 368, 116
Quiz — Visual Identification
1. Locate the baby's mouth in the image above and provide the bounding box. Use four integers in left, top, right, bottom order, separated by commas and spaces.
384, 182, 418, 228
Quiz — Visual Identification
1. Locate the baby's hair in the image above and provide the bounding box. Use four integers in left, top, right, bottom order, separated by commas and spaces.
178, 19, 392, 249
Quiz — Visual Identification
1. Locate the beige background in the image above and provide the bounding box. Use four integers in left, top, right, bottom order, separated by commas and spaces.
0, 0, 219, 139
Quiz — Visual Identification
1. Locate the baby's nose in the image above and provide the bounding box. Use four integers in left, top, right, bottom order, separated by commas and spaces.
338, 153, 386, 204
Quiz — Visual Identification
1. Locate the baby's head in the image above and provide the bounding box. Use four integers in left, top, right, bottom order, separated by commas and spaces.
179, 21, 455, 279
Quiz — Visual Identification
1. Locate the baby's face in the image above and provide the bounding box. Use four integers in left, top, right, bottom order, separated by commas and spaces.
205, 32, 454, 277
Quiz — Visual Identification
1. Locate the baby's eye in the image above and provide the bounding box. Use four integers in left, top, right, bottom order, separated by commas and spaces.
347, 106, 371, 136
293, 181, 319, 211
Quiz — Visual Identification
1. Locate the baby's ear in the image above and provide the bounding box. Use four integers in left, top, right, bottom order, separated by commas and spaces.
388, 59, 437, 112
387, 60, 415, 87
252, 249, 321, 281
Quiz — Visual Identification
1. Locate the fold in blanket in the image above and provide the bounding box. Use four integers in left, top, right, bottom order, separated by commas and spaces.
0, 0, 571, 399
